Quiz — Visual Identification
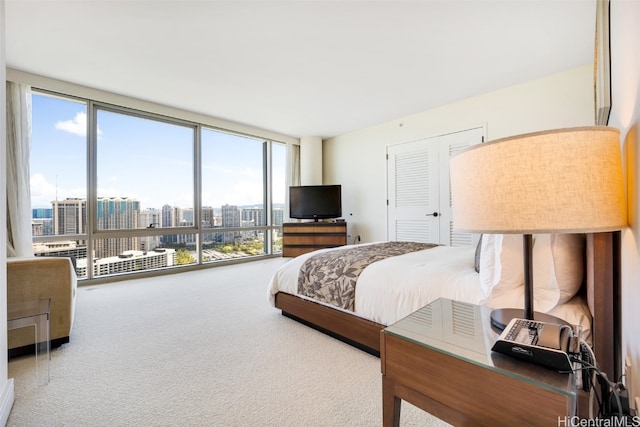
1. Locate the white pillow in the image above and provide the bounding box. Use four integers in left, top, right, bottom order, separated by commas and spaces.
532, 233, 585, 312
478, 234, 524, 300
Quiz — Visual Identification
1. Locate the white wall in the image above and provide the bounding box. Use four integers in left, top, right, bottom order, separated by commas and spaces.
323, 65, 594, 243
300, 136, 323, 185
609, 0, 640, 409
6, 69, 298, 147
1, 0, 16, 423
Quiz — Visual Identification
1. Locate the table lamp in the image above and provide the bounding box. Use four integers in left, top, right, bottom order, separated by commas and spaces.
450, 126, 626, 330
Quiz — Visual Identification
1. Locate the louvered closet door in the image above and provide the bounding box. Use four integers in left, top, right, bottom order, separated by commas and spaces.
387, 127, 484, 245
387, 139, 440, 243
438, 127, 485, 246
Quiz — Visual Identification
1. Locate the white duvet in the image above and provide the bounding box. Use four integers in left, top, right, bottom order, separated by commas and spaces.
269, 243, 482, 325
267, 243, 592, 339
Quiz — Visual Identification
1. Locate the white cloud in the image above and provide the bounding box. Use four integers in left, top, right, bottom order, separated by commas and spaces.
30, 173, 57, 206
29, 174, 85, 207
54, 112, 102, 138
54, 112, 87, 136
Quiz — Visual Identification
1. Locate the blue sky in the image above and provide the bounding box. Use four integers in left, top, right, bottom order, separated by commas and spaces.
30, 93, 286, 210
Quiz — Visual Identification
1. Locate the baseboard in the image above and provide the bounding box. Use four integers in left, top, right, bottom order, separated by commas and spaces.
0, 378, 15, 426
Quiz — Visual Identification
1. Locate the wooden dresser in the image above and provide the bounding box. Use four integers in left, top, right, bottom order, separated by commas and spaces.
282, 222, 347, 257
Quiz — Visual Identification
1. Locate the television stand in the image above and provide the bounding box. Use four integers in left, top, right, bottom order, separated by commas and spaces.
282, 222, 347, 257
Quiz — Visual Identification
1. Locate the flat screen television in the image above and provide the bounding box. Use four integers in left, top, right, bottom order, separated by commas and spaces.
289, 185, 342, 221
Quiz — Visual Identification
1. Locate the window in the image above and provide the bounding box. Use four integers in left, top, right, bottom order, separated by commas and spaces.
31, 94, 89, 276
201, 129, 266, 260
95, 107, 195, 232
30, 90, 288, 280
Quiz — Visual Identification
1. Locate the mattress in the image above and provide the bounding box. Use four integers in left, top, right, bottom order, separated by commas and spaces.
268, 243, 592, 341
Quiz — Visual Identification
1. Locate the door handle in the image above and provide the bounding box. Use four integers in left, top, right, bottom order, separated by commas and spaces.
426, 212, 439, 217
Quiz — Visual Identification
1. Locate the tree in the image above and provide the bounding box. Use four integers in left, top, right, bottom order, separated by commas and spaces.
175, 248, 195, 265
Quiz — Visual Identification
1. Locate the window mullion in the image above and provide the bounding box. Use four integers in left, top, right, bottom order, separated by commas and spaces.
194, 124, 202, 264
264, 140, 272, 254
87, 101, 99, 280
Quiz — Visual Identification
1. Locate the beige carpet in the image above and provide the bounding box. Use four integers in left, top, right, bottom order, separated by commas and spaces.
8, 258, 449, 426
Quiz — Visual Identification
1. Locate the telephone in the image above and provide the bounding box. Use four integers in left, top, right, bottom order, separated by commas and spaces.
491, 318, 574, 372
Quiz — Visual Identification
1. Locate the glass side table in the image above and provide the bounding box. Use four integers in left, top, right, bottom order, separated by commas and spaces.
8, 298, 51, 386
381, 298, 577, 426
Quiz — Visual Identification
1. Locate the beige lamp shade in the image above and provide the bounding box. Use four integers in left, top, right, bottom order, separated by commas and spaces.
450, 126, 627, 233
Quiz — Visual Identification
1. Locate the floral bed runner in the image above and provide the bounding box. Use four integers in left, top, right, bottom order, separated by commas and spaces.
297, 241, 437, 311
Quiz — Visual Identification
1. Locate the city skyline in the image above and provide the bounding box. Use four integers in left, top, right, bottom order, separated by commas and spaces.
33, 196, 285, 265
32, 198, 285, 218
29, 92, 286, 278
30, 93, 287, 210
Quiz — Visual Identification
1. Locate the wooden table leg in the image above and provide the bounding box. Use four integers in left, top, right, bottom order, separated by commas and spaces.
382, 375, 401, 427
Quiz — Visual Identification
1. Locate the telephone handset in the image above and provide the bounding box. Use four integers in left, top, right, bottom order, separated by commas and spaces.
491, 318, 574, 372
537, 322, 573, 352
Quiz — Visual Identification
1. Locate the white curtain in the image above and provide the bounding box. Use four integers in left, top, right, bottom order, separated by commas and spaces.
289, 143, 300, 187
6, 81, 33, 257
286, 143, 300, 222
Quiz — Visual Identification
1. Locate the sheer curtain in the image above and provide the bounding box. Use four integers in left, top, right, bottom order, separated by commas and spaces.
286, 143, 300, 222
6, 81, 33, 257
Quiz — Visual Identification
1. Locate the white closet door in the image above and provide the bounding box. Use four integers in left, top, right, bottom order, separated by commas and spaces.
387, 126, 484, 245
438, 127, 484, 246
387, 138, 440, 243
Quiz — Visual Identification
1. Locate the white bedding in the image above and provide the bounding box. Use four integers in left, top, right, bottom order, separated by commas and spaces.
268, 243, 592, 340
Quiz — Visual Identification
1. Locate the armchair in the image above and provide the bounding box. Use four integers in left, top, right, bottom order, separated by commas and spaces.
7, 256, 77, 356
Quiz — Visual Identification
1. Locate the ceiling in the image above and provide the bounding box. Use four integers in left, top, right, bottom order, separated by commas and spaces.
5, 0, 597, 139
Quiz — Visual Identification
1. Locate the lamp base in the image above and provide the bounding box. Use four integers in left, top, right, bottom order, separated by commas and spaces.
490, 308, 569, 332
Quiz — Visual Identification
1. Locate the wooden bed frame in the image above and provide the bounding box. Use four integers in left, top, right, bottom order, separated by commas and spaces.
275, 232, 622, 381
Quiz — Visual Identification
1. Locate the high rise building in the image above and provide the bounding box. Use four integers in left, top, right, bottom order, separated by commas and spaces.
201, 206, 215, 228
181, 208, 194, 225
273, 208, 284, 226
221, 204, 240, 227
96, 197, 140, 230
32, 218, 53, 236
241, 207, 264, 226
177, 207, 196, 245
81, 248, 176, 277
161, 204, 174, 228
33, 240, 88, 260
32, 208, 53, 219
221, 204, 240, 244
52, 198, 86, 235
140, 208, 160, 229
94, 197, 140, 258
139, 208, 161, 251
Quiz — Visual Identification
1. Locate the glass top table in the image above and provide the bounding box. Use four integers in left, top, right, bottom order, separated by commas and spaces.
8, 298, 51, 386
383, 297, 576, 398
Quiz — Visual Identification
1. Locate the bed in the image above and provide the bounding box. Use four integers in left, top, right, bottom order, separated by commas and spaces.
268, 231, 622, 381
